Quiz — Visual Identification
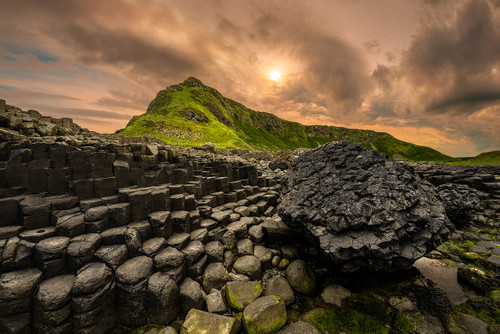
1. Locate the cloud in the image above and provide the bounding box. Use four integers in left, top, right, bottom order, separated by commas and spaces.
0, 0, 499, 156
401, 0, 500, 114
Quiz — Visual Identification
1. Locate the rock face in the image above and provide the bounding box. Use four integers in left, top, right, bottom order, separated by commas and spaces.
279, 141, 454, 271
436, 183, 483, 227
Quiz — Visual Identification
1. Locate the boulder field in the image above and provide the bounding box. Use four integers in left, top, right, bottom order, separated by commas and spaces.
1, 99, 500, 333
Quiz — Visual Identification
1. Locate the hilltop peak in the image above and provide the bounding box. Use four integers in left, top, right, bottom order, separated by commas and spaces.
180, 76, 206, 88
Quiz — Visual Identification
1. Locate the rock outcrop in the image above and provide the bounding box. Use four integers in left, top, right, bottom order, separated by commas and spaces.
436, 183, 484, 227
279, 141, 454, 271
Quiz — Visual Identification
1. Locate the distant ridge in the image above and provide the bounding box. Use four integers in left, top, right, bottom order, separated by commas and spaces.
118, 77, 455, 162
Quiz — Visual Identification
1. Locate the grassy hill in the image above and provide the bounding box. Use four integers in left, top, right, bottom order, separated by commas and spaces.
118, 77, 457, 162
450, 151, 500, 165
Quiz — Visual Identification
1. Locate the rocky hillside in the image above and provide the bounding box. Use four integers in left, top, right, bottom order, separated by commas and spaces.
117, 77, 455, 162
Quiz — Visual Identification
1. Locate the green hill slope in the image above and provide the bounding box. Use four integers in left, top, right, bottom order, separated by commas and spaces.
450, 151, 500, 165
118, 77, 456, 162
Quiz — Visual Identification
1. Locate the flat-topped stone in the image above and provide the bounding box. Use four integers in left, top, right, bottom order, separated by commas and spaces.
167, 233, 190, 250
116, 256, 154, 285
34, 274, 75, 310
72, 262, 112, 296
0, 268, 43, 300
35, 236, 70, 261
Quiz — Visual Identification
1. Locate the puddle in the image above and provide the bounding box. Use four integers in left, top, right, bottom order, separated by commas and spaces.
413, 257, 476, 305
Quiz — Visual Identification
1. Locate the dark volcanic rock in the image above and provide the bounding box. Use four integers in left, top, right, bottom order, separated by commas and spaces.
436, 183, 483, 227
278, 141, 453, 272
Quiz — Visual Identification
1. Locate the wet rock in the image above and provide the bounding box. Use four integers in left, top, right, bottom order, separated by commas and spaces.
206, 289, 226, 314
233, 255, 262, 280
147, 272, 180, 325
202, 262, 230, 293
226, 280, 263, 311
93, 244, 128, 270
286, 260, 316, 294
141, 237, 167, 257
0, 268, 42, 304
180, 277, 206, 314
265, 276, 295, 306
72, 262, 112, 296
205, 241, 224, 262
115, 256, 154, 286
254, 245, 273, 270
35, 236, 70, 261
236, 238, 254, 256
279, 141, 453, 271
242, 295, 287, 334
116, 257, 153, 328
34, 274, 74, 310
181, 309, 240, 334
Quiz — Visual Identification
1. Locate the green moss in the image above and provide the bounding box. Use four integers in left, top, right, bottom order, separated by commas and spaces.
244, 297, 287, 334
233, 312, 243, 321
301, 306, 391, 334
394, 315, 418, 334
456, 298, 500, 324
461, 240, 475, 249
301, 308, 342, 333
286, 309, 300, 323
340, 310, 390, 334
343, 294, 392, 324
278, 259, 290, 270
226, 281, 263, 311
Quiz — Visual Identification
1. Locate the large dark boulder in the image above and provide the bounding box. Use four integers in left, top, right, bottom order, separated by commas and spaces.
436, 183, 483, 227
278, 141, 453, 272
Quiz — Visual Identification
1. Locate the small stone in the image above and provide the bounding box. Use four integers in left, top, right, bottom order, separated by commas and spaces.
265, 276, 295, 306
180, 277, 206, 314
202, 262, 230, 293
226, 280, 263, 311
224, 250, 236, 268
205, 241, 224, 262
181, 309, 240, 334
167, 233, 190, 250
242, 295, 287, 334
253, 245, 273, 270
286, 260, 316, 294
278, 259, 289, 270
236, 238, 254, 256
320, 284, 352, 307
206, 289, 227, 314
233, 255, 262, 280
248, 224, 264, 243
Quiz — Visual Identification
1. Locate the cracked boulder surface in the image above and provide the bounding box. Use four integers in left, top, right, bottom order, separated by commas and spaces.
278, 141, 454, 272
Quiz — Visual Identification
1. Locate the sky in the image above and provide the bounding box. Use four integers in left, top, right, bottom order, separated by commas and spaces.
1, 0, 500, 157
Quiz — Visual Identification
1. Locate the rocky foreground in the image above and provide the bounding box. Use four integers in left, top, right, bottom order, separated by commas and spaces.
0, 99, 499, 334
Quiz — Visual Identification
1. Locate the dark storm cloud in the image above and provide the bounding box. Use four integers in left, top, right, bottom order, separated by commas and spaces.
401, 0, 500, 114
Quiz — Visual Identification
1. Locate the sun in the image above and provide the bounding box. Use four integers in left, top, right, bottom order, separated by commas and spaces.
269, 70, 281, 81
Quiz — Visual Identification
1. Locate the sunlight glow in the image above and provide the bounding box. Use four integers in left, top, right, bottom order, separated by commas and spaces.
269, 70, 281, 81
